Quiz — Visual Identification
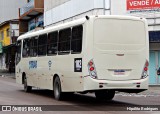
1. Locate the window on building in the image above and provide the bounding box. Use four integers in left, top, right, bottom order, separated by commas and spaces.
71, 25, 83, 54
47, 31, 58, 55
58, 28, 71, 55
22, 39, 30, 57
38, 34, 47, 56
6, 28, 10, 37
30, 36, 38, 57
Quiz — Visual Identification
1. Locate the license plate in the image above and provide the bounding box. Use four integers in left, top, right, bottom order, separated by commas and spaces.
114, 70, 125, 75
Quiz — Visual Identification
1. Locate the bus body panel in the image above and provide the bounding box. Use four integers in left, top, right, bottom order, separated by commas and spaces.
92, 18, 149, 81
93, 49, 147, 80
83, 76, 148, 91
17, 55, 85, 92
16, 64, 23, 84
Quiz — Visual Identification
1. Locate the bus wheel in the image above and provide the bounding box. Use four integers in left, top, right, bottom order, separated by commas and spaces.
53, 77, 63, 100
24, 76, 32, 92
95, 90, 115, 101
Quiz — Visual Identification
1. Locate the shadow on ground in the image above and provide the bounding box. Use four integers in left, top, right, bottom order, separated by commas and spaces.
18, 89, 138, 111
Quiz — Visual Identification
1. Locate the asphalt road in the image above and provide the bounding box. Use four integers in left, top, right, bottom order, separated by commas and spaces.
0, 76, 160, 114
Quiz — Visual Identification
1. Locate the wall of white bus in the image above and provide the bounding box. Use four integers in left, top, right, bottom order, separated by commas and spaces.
16, 16, 149, 93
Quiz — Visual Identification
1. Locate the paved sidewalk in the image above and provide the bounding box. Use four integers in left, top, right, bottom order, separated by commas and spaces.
115, 86, 160, 97
0, 69, 15, 78
142, 86, 160, 95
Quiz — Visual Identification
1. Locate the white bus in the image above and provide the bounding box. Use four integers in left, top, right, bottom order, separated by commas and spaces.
16, 15, 149, 100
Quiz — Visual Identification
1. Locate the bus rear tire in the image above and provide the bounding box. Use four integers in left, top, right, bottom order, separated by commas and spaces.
24, 76, 32, 92
53, 76, 63, 100
95, 90, 115, 101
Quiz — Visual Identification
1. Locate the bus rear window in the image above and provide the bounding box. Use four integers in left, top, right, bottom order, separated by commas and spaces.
94, 19, 146, 45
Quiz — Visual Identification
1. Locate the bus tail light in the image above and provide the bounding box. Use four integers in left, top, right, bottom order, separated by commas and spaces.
88, 59, 97, 79
141, 60, 149, 79
90, 67, 94, 71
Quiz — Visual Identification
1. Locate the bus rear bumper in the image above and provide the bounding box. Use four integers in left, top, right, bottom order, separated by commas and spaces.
83, 76, 148, 93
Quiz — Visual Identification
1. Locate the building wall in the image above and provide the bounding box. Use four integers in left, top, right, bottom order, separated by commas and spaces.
0, 24, 10, 46
44, 0, 71, 12
0, 0, 27, 24
44, 0, 160, 31
110, 0, 160, 31
0, 21, 19, 70
44, 0, 110, 27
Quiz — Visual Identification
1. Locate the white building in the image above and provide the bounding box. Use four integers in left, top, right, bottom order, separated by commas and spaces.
44, 0, 160, 85
44, 0, 160, 28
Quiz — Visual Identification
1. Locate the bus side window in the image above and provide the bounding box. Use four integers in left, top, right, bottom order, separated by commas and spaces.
47, 31, 58, 55
30, 36, 38, 57
38, 34, 47, 56
58, 28, 71, 55
71, 25, 83, 54
16, 40, 21, 65
22, 39, 30, 57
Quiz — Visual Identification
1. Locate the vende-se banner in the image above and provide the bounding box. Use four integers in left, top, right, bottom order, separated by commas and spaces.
127, 0, 160, 10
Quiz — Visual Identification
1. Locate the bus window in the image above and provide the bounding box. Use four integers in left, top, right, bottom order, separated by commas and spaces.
58, 28, 71, 55
38, 34, 47, 56
71, 25, 83, 54
16, 40, 21, 65
22, 39, 30, 57
47, 31, 58, 55
30, 36, 38, 57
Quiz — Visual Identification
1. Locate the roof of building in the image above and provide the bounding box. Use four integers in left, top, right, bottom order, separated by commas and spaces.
0, 19, 19, 27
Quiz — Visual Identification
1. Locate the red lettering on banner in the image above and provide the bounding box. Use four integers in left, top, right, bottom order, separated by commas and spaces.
127, 0, 160, 10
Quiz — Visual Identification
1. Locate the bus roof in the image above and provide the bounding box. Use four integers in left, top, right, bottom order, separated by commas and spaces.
17, 17, 86, 41
17, 15, 145, 41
